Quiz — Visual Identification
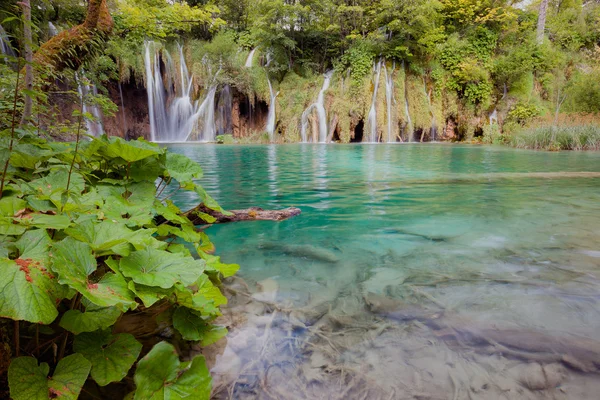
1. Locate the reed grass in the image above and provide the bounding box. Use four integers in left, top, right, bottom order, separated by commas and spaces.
511, 125, 600, 151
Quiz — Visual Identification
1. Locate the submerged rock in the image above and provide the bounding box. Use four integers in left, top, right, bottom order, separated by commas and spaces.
259, 242, 340, 263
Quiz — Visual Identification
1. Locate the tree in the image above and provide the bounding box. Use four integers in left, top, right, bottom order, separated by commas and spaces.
19, 0, 33, 126
537, 0, 548, 43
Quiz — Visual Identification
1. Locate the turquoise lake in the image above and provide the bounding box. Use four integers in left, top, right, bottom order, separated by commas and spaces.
168, 144, 600, 399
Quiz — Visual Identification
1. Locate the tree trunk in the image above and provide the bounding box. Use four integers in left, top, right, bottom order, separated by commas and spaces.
19, 0, 33, 126
185, 205, 301, 224
31, 0, 113, 74
537, 0, 548, 44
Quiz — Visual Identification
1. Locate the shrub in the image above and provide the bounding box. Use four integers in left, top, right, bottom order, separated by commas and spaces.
1, 133, 238, 399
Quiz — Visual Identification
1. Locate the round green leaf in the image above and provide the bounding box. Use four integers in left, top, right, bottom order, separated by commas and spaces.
120, 247, 205, 289
59, 305, 121, 334
134, 342, 211, 400
165, 152, 203, 183
8, 354, 91, 400
74, 330, 142, 386
0, 258, 62, 324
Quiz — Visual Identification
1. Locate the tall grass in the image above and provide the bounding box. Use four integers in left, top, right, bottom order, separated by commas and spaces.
511, 125, 600, 150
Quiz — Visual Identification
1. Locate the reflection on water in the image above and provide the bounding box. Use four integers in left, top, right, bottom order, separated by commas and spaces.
167, 144, 600, 399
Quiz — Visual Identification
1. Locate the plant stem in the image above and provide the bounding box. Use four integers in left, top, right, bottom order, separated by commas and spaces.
62, 95, 84, 212
0, 58, 21, 201
14, 321, 19, 357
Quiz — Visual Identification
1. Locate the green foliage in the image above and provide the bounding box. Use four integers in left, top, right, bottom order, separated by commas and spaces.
215, 134, 235, 144
2, 134, 236, 399
133, 341, 211, 400
507, 102, 542, 124
511, 125, 600, 150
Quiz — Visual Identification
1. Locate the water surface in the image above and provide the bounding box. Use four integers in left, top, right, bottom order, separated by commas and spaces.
168, 144, 600, 399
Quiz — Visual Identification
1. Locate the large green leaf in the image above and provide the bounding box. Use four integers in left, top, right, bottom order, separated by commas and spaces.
60, 303, 121, 334
74, 330, 142, 386
133, 342, 211, 400
172, 307, 227, 345
127, 281, 172, 307
0, 256, 64, 324
20, 214, 71, 230
101, 137, 161, 163
193, 186, 230, 214
22, 169, 85, 205
65, 220, 157, 256
120, 247, 205, 289
174, 285, 219, 318
0, 196, 27, 217
165, 152, 203, 183
8, 353, 91, 400
51, 238, 136, 311
201, 253, 240, 278
16, 229, 51, 264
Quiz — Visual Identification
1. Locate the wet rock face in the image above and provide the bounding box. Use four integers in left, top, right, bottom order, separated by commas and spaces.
104, 79, 150, 140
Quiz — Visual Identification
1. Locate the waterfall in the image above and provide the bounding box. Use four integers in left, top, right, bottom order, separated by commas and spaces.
144, 41, 219, 142
0, 24, 15, 63
383, 62, 396, 143
48, 22, 58, 37
76, 73, 104, 137
265, 77, 278, 141
402, 61, 414, 142
194, 85, 218, 142
245, 48, 257, 68
366, 60, 383, 143
118, 81, 127, 135
423, 78, 438, 141
489, 108, 498, 126
216, 84, 232, 136
300, 70, 333, 143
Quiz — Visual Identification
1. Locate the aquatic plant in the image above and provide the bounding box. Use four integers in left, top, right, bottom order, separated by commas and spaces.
0, 131, 238, 399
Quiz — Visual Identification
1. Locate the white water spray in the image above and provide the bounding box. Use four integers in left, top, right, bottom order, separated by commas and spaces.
245, 48, 257, 68
76, 72, 104, 137
300, 71, 333, 143
48, 22, 58, 37
144, 41, 219, 142
265, 78, 278, 141
383, 62, 396, 143
366, 60, 383, 143
402, 61, 414, 142
0, 24, 15, 63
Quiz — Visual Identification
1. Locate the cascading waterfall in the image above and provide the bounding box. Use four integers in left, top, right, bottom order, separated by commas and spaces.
300, 70, 333, 143
118, 82, 127, 135
48, 22, 58, 37
383, 62, 396, 143
265, 78, 278, 141
245, 48, 257, 68
402, 61, 414, 142
76, 73, 104, 137
144, 41, 219, 142
215, 84, 232, 136
489, 83, 507, 126
366, 60, 383, 143
195, 85, 218, 142
0, 24, 15, 63
423, 78, 438, 141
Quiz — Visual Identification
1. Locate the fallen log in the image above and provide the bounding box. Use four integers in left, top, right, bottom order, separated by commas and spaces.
185, 205, 301, 224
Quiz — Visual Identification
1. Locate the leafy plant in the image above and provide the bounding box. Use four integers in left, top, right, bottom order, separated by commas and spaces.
1, 133, 238, 399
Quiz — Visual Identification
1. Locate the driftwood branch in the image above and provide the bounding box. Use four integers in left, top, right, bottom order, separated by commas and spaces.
185, 205, 301, 224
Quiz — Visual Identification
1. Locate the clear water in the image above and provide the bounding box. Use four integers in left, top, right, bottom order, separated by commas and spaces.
168, 144, 600, 399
